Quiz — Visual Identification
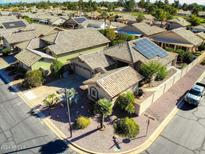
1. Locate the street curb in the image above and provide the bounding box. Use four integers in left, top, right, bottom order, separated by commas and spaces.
1, 68, 205, 154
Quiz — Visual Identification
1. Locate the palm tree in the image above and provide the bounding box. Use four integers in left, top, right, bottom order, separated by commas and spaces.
101, 11, 108, 26
94, 98, 113, 130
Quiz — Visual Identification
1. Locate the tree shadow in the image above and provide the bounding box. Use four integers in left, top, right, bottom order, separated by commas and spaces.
5, 139, 67, 154
39, 139, 68, 154
69, 128, 100, 142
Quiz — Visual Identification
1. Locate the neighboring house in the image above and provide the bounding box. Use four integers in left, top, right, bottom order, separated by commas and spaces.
177, 9, 192, 16
198, 11, 205, 17
196, 32, 205, 44
2, 23, 62, 50
167, 17, 190, 30
118, 22, 166, 37
51, 17, 69, 26
83, 66, 143, 102
41, 29, 110, 64
1, 20, 27, 29
62, 17, 88, 29
15, 49, 55, 71
192, 24, 205, 33
104, 37, 177, 70
71, 52, 114, 79
151, 27, 203, 52
142, 14, 155, 25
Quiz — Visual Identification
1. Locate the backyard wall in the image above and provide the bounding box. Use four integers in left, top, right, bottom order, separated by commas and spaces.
136, 51, 205, 115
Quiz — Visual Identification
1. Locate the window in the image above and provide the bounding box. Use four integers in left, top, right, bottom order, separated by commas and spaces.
90, 87, 98, 100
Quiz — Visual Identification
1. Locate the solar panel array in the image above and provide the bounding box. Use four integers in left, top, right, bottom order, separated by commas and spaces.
2, 21, 27, 29
133, 38, 168, 59
74, 17, 87, 23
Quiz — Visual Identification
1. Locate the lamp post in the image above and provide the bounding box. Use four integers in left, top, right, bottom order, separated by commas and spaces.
65, 88, 76, 138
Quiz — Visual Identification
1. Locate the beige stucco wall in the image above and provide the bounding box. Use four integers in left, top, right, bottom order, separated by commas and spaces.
136, 51, 205, 115
31, 59, 53, 71
55, 44, 108, 64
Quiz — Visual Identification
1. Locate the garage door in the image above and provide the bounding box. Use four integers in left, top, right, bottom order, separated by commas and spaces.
74, 64, 91, 79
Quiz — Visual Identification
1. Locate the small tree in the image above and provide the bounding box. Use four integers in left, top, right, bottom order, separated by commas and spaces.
115, 91, 136, 114
2, 48, 11, 56
105, 29, 116, 41
136, 13, 145, 22
23, 70, 44, 88
156, 66, 168, 81
114, 117, 139, 138
139, 61, 161, 83
43, 93, 60, 115
50, 60, 64, 78
75, 116, 91, 129
94, 98, 112, 129
189, 15, 201, 26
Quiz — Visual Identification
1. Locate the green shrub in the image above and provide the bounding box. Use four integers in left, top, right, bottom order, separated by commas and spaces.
201, 59, 205, 65
156, 66, 168, 81
115, 91, 136, 114
50, 60, 64, 77
198, 44, 205, 51
114, 117, 139, 138
111, 40, 125, 46
165, 47, 174, 52
23, 69, 44, 88
75, 116, 91, 129
177, 49, 194, 64
2, 48, 11, 56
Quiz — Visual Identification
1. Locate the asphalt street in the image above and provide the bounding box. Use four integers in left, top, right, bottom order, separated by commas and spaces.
0, 79, 77, 154
142, 78, 205, 154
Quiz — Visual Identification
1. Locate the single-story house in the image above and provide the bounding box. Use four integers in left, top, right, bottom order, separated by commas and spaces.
62, 17, 88, 29
2, 23, 62, 50
192, 24, 205, 33
196, 32, 205, 44
198, 11, 205, 17
151, 27, 203, 52
1, 20, 27, 29
41, 29, 110, 64
15, 49, 55, 71
118, 22, 166, 37
177, 10, 191, 16
83, 66, 143, 102
71, 52, 114, 79
104, 37, 177, 70
167, 17, 190, 30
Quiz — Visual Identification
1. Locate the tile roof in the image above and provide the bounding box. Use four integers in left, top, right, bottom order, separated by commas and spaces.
84, 66, 143, 98
78, 52, 114, 70
15, 50, 41, 67
132, 22, 166, 36
2, 20, 27, 29
196, 32, 205, 40
172, 28, 203, 46
168, 17, 190, 27
46, 29, 110, 55
104, 38, 177, 65
3, 23, 61, 45
15, 49, 54, 67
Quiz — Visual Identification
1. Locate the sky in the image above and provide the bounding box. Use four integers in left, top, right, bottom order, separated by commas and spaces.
0, 0, 205, 5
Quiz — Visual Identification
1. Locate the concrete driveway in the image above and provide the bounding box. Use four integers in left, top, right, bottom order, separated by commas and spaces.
22, 74, 85, 106
143, 79, 205, 154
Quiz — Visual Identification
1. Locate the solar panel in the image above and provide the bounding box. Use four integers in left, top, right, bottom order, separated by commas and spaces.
133, 38, 168, 59
74, 17, 87, 23
2, 21, 27, 29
